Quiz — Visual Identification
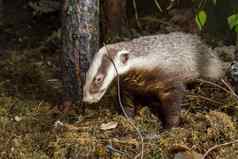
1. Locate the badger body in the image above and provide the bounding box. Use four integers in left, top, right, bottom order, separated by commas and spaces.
83, 32, 224, 128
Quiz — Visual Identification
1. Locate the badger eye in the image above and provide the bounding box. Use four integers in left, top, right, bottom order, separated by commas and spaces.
94, 74, 104, 84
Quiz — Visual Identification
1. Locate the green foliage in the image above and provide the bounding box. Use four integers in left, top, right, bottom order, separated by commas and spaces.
227, 13, 238, 32
28, 0, 60, 15
195, 10, 207, 30
193, 0, 238, 33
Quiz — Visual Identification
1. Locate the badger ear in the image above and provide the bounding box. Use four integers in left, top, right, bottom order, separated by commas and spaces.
119, 51, 129, 64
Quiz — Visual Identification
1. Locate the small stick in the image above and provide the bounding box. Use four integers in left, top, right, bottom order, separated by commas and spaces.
104, 45, 144, 159
221, 79, 238, 100
106, 144, 126, 155
196, 79, 230, 94
198, 0, 206, 9
153, 0, 163, 12
202, 139, 238, 159
197, 78, 238, 101
166, 0, 175, 10
132, 0, 142, 28
186, 94, 223, 105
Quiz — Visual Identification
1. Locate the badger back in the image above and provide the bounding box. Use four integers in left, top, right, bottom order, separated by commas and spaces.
127, 32, 224, 81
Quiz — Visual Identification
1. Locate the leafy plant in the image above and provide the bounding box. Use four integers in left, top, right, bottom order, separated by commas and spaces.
193, 0, 238, 33
227, 13, 238, 32
195, 10, 207, 30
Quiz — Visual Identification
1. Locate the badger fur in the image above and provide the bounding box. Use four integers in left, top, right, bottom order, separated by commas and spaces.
83, 32, 225, 128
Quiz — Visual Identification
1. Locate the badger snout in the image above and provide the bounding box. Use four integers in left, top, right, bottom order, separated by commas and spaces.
82, 87, 105, 104
82, 89, 96, 104
82, 92, 99, 103
82, 94, 101, 104
82, 96, 96, 104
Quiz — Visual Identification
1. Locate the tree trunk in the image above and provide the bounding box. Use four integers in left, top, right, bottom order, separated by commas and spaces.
103, 0, 127, 40
0, 0, 3, 25
61, 0, 99, 105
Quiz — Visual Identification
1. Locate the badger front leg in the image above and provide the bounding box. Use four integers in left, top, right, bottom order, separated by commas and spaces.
115, 88, 137, 117
158, 82, 185, 128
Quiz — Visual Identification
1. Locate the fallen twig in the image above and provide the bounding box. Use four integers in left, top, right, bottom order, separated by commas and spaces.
197, 79, 230, 94
132, 0, 142, 28
186, 94, 223, 105
202, 139, 238, 159
221, 79, 238, 100
153, 0, 163, 12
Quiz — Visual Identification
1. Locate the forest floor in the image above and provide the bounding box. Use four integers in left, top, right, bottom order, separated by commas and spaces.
0, 2, 238, 159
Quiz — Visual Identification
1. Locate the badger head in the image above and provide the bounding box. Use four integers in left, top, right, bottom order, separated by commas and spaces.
83, 46, 130, 103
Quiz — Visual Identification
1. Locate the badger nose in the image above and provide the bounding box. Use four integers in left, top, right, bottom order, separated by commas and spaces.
82, 94, 94, 104
82, 95, 89, 103
82, 88, 89, 102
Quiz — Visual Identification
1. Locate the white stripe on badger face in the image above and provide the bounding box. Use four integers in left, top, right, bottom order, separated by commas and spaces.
83, 47, 131, 103
83, 47, 106, 103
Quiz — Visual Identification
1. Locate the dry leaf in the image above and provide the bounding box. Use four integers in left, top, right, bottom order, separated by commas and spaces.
14, 116, 22, 122
100, 121, 118, 130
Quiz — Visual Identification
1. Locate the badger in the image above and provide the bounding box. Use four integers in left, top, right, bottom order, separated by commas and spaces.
82, 32, 225, 128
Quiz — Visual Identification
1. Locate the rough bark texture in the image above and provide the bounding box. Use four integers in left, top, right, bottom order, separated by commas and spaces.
103, 0, 126, 39
79, 0, 99, 79
61, 0, 99, 103
0, 0, 2, 23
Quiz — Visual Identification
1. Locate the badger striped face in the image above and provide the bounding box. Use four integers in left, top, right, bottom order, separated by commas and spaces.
83, 46, 130, 103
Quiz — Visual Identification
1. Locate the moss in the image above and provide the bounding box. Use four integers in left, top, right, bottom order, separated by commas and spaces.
0, 97, 54, 159
0, 49, 62, 101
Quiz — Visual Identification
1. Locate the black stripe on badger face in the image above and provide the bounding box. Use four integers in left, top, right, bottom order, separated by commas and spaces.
83, 48, 118, 103
89, 53, 113, 94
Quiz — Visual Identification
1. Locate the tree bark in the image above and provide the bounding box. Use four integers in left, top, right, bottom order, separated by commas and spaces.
103, 0, 127, 40
61, 0, 99, 104
0, 0, 3, 24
